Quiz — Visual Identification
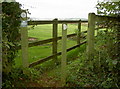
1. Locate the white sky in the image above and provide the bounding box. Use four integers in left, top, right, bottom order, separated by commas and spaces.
16, 0, 98, 19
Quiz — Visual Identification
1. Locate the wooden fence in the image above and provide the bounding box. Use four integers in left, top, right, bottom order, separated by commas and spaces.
15, 12, 118, 68
19, 19, 88, 68
19, 12, 118, 86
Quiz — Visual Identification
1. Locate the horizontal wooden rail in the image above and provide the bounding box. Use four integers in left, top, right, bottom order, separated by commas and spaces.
12, 31, 87, 50
82, 30, 87, 33
58, 20, 88, 23
29, 41, 86, 67
96, 15, 118, 22
29, 38, 52, 47
28, 20, 88, 25
15, 33, 83, 50
96, 15, 117, 19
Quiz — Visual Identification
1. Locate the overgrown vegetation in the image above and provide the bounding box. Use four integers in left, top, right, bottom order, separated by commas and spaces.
2, 2, 39, 88
2, 67, 41, 88
96, 0, 120, 59
2, 2, 21, 74
2, 2, 22, 88
66, 30, 119, 88
66, 1, 120, 88
2, 1, 120, 88
95, 1, 119, 87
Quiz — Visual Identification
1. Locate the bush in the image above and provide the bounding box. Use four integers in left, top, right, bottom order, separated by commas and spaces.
2, 2, 22, 74
2, 67, 41, 88
66, 30, 119, 88
2, 2, 26, 88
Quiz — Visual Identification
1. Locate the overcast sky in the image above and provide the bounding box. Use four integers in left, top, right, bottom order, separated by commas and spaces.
16, 0, 98, 19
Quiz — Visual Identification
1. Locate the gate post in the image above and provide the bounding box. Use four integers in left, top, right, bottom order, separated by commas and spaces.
52, 18, 58, 65
86, 13, 96, 61
61, 23, 67, 86
20, 12, 28, 68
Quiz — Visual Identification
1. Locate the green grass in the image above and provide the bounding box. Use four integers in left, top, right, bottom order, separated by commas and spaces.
28, 24, 53, 40
28, 24, 87, 40
15, 23, 87, 67
41, 44, 86, 79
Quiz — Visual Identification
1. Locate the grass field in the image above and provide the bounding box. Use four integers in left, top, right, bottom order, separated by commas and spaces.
15, 23, 88, 67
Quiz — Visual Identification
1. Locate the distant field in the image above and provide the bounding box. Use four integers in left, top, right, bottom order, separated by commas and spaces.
15, 23, 88, 67
28, 24, 87, 40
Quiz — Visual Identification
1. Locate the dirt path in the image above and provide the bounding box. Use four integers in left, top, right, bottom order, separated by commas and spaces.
27, 72, 62, 87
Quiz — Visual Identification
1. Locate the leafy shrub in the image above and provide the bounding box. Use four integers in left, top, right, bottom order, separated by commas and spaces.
2, 67, 41, 88
2, 2, 22, 74
1, 2, 33, 88
66, 30, 119, 88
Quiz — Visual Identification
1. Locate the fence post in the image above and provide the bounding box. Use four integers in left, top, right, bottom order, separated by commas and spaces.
52, 18, 58, 65
77, 20, 81, 46
86, 13, 96, 61
21, 12, 28, 68
61, 23, 67, 86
